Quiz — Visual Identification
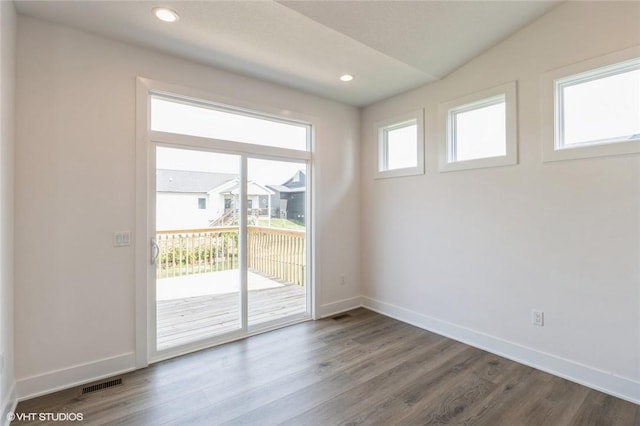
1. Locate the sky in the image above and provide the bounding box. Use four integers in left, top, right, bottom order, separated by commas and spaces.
562, 68, 640, 145
454, 101, 506, 161
151, 97, 308, 151
386, 124, 418, 170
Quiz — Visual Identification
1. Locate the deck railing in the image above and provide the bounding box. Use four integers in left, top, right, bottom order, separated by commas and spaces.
247, 227, 306, 286
156, 226, 305, 286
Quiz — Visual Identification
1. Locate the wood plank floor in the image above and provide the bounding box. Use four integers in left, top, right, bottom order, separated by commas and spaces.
13, 309, 639, 425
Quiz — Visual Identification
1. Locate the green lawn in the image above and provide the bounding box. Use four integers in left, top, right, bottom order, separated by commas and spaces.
255, 218, 305, 230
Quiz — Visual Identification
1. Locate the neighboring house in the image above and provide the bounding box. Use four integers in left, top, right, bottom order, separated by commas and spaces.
208, 178, 274, 225
268, 170, 306, 223
156, 169, 276, 230
156, 169, 236, 230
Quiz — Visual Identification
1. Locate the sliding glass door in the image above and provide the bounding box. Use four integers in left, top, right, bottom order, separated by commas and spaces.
143, 88, 312, 358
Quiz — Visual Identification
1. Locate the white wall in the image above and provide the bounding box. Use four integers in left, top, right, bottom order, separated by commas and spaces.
361, 1, 640, 403
0, 0, 17, 420
15, 16, 360, 398
156, 193, 212, 230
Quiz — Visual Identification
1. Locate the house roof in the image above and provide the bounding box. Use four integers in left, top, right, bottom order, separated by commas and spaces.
209, 179, 275, 196
267, 185, 306, 194
156, 169, 236, 193
157, 169, 303, 195
282, 170, 306, 188
267, 170, 306, 194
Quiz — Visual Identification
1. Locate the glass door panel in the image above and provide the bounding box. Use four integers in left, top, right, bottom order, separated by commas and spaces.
155, 146, 241, 351
247, 158, 307, 327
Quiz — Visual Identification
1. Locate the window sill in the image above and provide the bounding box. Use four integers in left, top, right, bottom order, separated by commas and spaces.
375, 165, 425, 179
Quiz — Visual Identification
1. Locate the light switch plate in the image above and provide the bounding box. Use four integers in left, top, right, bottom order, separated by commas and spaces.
113, 231, 131, 247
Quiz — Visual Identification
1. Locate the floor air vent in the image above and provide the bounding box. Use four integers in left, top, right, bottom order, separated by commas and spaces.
332, 313, 351, 321
82, 378, 123, 394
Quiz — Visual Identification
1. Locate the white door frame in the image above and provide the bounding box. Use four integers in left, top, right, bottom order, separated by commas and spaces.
135, 77, 315, 367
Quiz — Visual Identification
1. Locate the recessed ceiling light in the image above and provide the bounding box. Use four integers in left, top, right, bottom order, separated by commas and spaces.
153, 7, 180, 23
340, 74, 354, 82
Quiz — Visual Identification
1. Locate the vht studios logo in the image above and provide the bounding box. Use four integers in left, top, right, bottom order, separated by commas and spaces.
7, 412, 84, 422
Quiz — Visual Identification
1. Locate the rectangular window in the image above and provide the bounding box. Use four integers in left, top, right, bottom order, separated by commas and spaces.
541, 47, 640, 161
438, 82, 517, 172
375, 110, 424, 179
197, 197, 206, 210
150, 95, 310, 151
559, 67, 640, 147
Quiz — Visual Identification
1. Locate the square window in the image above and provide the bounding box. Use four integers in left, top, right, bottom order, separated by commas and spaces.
385, 122, 418, 170
197, 197, 206, 209
438, 82, 517, 172
375, 110, 424, 179
541, 47, 640, 162
450, 96, 506, 162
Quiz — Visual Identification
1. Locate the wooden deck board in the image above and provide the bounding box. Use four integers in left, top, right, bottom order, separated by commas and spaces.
157, 283, 306, 350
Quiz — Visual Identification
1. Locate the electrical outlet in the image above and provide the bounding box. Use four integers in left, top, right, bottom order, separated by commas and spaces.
532, 309, 544, 327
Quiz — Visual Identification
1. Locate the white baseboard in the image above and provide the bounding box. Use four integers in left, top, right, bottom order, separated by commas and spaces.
11, 301, 640, 406
362, 296, 640, 405
1, 382, 16, 426
318, 296, 364, 318
16, 352, 136, 401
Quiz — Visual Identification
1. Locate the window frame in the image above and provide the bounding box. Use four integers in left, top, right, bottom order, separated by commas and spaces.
438, 81, 518, 172
197, 197, 207, 210
541, 46, 640, 162
374, 109, 425, 179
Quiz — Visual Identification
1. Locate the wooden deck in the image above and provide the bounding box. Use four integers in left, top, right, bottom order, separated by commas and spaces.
157, 276, 306, 350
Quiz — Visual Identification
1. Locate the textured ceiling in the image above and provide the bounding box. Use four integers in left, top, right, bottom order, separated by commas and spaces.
14, 0, 560, 107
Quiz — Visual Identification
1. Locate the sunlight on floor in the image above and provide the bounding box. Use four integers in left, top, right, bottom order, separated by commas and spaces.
156, 270, 285, 301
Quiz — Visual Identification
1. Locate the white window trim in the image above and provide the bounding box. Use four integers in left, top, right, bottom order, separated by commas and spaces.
374, 109, 424, 179
541, 45, 640, 162
438, 82, 517, 172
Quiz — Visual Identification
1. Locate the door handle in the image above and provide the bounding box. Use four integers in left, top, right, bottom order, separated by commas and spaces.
151, 238, 160, 265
